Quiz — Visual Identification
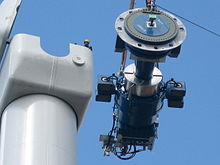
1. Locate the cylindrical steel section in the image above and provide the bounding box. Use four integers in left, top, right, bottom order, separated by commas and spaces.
117, 93, 162, 139
0, 94, 77, 165
135, 61, 155, 80
124, 64, 163, 97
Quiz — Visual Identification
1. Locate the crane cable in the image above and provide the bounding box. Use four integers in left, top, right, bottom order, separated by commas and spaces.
157, 5, 220, 38
120, 1, 220, 73
129, 0, 135, 10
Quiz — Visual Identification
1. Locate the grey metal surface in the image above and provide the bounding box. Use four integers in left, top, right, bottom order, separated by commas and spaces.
0, 95, 77, 165
130, 53, 166, 62
124, 63, 163, 97
0, 0, 22, 60
124, 10, 178, 43
115, 8, 186, 58
0, 34, 93, 128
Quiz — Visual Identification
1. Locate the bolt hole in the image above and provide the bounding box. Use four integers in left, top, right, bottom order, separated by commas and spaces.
180, 27, 184, 31
129, 11, 133, 14
173, 18, 177, 21
154, 46, 158, 49
119, 17, 124, 21
138, 43, 142, 47
169, 43, 173, 47
118, 27, 122, 30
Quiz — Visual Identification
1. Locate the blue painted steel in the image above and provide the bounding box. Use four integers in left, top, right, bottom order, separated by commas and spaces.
126, 43, 169, 60
115, 91, 163, 141
133, 14, 170, 37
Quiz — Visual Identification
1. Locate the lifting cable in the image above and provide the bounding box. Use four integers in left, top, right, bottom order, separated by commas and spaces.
157, 4, 220, 38
120, 1, 220, 73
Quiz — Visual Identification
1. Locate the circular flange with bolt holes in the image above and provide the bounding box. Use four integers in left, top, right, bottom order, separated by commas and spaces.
115, 8, 186, 55
125, 10, 178, 43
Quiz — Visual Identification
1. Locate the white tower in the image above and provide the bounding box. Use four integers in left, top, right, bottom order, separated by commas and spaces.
0, 1, 93, 165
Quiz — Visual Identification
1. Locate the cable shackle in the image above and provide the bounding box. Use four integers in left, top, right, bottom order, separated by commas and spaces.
146, 0, 156, 11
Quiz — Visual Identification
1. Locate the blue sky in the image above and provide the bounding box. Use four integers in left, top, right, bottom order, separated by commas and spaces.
9, 0, 220, 164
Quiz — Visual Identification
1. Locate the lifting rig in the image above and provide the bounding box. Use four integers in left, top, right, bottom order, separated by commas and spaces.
96, 0, 187, 160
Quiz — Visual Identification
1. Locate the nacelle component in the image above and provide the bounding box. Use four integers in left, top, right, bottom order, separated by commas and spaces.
0, 34, 93, 127
98, 6, 187, 160
115, 8, 186, 61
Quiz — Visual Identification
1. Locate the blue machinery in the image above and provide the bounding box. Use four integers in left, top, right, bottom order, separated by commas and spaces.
96, 6, 186, 160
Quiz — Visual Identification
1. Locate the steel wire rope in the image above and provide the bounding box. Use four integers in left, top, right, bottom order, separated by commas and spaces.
157, 5, 220, 38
